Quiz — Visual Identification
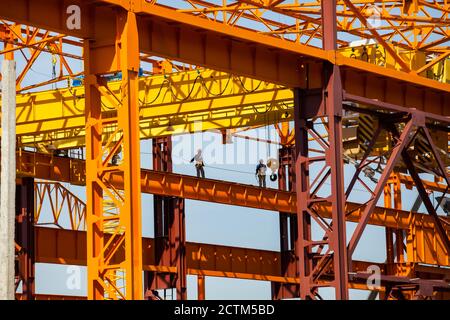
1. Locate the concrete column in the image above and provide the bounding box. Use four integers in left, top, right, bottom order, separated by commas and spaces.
0, 59, 16, 300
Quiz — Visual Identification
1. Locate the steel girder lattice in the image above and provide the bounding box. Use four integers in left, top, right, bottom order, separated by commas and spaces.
0, 0, 449, 300
84, 10, 143, 300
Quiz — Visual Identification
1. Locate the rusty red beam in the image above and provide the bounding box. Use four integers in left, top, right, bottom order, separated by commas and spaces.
348, 118, 416, 258
343, 93, 450, 125
16, 293, 86, 300
16, 150, 450, 231
34, 226, 450, 293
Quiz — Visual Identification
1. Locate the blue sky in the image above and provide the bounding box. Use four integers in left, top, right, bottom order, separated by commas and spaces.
32, 129, 409, 300
4, 7, 447, 299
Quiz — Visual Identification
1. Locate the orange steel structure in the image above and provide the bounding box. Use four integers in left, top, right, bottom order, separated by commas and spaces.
0, 0, 449, 300
14, 149, 450, 299
0, 22, 82, 92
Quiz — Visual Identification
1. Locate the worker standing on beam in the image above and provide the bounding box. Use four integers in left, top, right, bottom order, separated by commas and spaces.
255, 159, 267, 188
190, 149, 205, 178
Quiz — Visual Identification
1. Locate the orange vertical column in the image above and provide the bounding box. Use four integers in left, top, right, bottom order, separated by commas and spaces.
85, 8, 143, 300
118, 9, 143, 300
84, 40, 104, 300
198, 275, 206, 300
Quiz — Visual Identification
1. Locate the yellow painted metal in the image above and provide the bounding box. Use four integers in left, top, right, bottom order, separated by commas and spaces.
343, 114, 390, 157
339, 44, 442, 79
1, 0, 448, 301
7, 64, 447, 168
8, 69, 293, 150
6, 43, 447, 153
428, 58, 450, 84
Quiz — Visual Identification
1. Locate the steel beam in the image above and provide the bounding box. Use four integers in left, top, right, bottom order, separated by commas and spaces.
10, 69, 292, 150
146, 137, 187, 300
16, 293, 86, 300
0, 0, 448, 301
15, 177, 35, 300
8, 73, 448, 152
272, 146, 298, 299
16, 150, 450, 238
348, 119, 416, 258
34, 226, 450, 293
0, 2, 448, 115
401, 144, 450, 255
292, 0, 348, 299
197, 275, 206, 300
84, 10, 143, 300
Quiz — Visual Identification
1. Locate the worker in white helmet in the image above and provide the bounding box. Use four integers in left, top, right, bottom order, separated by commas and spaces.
255, 159, 267, 188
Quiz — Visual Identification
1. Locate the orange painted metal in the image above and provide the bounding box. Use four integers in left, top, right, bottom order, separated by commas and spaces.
34, 178, 450, 297
0, 2, 448, 114
17, 150, 450, 237
0, 22, 81, 91
35, 182, 450, 284
1, 0, 448, 299
147, 137, 187, 299
84, 40, 106, 300
35, 226, 450, 289
16, 293, 86, 300
407, 217, 450, 266
397, 174, 448, 193
15, 178, 35, 300
197, 275, 206, 300
34, 182, 85, 231
83, 10, 143, 300
32, 172, 450, 271
35, 227, 282, 281
384, 173, 407, 282
136, 3, 450, 114
117, 10, 144, 301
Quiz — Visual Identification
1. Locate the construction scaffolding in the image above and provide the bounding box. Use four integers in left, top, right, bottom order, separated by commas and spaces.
0, 0, 448, 300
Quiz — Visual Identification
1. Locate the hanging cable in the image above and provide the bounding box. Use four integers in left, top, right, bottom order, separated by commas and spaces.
139, 78, 169, 106
167, 75, 202, 102
140, 71, 264, 107
171, 154, 373, 193
200, 74, 232, 96
234, 76, 263, 93
172, 154, 255, 176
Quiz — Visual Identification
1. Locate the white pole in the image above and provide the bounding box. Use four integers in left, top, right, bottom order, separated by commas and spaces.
0, 59, 16, 300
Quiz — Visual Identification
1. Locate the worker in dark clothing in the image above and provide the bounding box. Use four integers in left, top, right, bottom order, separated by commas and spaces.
255, 159, 267, 188
190, 149, 205, 178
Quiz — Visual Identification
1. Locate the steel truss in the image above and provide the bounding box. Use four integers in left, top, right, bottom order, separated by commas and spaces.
84, 10, 143, 299
0, 0, 448, 300
145, 137, 187, 300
